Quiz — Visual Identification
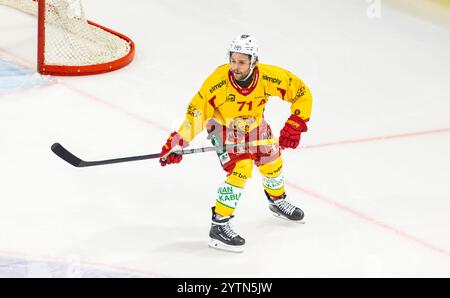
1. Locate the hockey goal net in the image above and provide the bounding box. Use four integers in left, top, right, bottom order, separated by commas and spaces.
0, 0, 135, 75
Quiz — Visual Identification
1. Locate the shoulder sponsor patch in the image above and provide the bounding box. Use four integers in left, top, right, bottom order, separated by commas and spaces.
262, 75, 282, 85
187, 104, 202, 117
210, 80, 227, 93
294, 86, 307, 101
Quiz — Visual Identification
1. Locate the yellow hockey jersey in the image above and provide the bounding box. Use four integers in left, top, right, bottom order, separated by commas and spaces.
178, 63, 312, 142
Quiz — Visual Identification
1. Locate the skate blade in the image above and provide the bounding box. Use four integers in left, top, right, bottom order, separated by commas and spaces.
271, 212, 306, 224
208, 239, 245, 253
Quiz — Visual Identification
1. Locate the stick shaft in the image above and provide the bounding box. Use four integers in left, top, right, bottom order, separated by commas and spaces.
51, 138, 278, 167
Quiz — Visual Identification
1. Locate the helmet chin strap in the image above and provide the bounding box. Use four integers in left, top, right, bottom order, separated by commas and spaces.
241, 59, 256, 82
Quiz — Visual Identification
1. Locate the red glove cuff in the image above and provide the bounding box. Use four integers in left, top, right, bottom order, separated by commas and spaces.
285, 114, 308, 133
279, 115, 308, 150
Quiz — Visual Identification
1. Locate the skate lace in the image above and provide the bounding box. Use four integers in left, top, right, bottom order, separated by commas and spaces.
223, 222, 239, 239
276, 200, 297, 216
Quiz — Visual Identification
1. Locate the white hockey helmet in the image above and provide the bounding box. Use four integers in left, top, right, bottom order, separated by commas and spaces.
228, 34, 259, 66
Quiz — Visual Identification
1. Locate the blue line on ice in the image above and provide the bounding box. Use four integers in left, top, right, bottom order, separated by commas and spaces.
0, 255, 143, 278
0, 60, 49, 93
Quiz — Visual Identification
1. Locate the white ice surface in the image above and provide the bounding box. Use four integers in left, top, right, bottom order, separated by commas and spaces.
0, 0, 449, 277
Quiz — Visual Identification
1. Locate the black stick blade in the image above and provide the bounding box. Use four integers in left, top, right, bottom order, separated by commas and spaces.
51, 143, 84, 167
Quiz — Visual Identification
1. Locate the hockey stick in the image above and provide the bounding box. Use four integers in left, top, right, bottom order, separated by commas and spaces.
51, 138, 278, 168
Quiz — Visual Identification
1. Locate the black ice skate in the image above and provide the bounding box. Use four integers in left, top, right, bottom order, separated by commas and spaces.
209, 207, 245, 253
265, 191, 305, 221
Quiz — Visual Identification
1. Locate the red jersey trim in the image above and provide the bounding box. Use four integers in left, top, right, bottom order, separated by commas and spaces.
228, 67, 259, 96
208, 96, 217, 108
277, 87, 286, 99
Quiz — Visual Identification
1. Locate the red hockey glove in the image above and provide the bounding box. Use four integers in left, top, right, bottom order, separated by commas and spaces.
279, 114, 308, 149
159, 132, 189, 167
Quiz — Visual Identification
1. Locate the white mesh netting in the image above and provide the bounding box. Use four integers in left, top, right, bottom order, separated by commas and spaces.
0, 0, 132, 67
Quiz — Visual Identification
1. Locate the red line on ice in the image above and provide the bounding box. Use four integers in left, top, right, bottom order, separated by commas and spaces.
303, 128, 450, 150
285, 181, 450, 258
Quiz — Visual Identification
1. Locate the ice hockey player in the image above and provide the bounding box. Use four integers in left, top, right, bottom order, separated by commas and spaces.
159, 34, 313, 252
